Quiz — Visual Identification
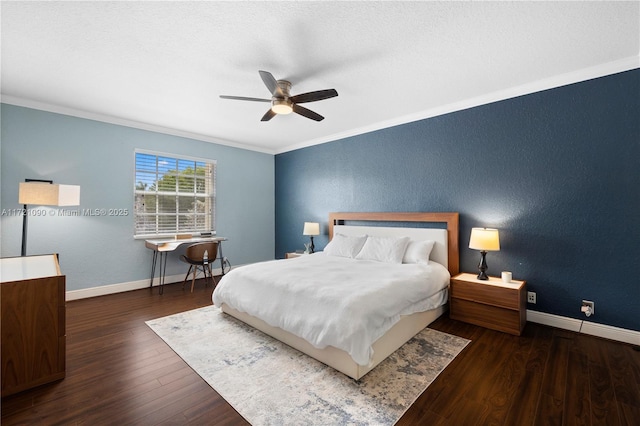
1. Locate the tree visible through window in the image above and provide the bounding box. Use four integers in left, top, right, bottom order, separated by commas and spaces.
134, 151, 216, 238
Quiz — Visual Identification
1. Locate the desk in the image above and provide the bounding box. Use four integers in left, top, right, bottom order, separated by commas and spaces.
145, 236, 227, 294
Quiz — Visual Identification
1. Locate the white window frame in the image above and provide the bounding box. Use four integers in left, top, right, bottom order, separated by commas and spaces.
134, 149, 216, 239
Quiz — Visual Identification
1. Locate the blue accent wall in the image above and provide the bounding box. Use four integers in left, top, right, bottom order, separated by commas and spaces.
275, 69, 640, 332
1, 104, 275, 291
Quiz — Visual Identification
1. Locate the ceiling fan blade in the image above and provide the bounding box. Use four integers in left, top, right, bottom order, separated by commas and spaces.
259, 70, 283, 97
292, 104, 324, 121
220, 95, 271, 102
290, 89, 338, 104
261, 108, 277, 122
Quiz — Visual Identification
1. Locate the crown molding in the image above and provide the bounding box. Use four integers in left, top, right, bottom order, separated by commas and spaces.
0, 95, 277, 155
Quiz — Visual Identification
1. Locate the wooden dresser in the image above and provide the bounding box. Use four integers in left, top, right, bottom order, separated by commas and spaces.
1, 254, 66, 397
449, 272, 526, 336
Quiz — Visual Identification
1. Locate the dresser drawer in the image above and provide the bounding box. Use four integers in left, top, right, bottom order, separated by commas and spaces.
450, 279, 520, 310
450, 298, 524, 335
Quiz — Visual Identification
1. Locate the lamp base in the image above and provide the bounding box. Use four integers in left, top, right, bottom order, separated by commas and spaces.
476, 271, 489, 280
309, 236, 315, 254
477, 250, 489, 280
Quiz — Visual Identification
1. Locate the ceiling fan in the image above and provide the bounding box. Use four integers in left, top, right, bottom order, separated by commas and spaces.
220, 70, 338, 122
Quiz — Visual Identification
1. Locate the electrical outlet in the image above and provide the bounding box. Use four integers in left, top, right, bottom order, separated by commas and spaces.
527, 291, 536, 304
581, 300, 594, 317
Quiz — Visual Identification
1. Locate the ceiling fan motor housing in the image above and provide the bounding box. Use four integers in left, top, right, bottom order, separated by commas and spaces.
275, 80, 292, 97
272, 80, 293, 114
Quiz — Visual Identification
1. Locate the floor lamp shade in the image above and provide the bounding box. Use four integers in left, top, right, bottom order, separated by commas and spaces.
19, 182, 81, 206
19, 181, 81, 256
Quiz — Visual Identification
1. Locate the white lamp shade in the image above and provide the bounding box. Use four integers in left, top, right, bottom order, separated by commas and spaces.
272, 100, 293, 115
19, 182, 81, 206
303, 222, 320, 236
469, 228, 500, 251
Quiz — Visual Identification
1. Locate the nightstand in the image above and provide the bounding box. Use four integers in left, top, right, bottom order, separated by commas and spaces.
285, 252, 305, 259
449, 272, 527, 336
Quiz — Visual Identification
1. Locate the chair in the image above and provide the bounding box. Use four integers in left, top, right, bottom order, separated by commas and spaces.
180, 242, 219, 292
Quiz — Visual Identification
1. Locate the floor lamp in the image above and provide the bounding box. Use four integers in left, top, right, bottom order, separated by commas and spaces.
19, 179, 81, 256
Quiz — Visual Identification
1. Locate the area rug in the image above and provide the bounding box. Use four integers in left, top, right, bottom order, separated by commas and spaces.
146, 306, 469, 426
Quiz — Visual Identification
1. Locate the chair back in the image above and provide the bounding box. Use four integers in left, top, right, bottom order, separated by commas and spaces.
184, 241, 218, 263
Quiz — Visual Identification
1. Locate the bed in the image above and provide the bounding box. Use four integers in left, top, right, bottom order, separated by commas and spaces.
212, 212, 459, 380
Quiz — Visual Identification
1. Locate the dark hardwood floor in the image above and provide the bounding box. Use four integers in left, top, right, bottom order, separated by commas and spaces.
2, 281, 639, 425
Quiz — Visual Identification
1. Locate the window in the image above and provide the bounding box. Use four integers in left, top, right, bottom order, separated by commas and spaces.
134, 150, 216, 238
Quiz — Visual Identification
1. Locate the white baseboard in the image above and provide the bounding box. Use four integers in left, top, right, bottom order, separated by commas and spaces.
66, 267, 225, 301
526, 310, 583, 332
527, 309, 640, 346
579, 321, 640, 346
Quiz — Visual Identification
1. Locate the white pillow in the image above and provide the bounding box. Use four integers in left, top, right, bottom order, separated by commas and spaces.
324, 233, 367, 258
402, 240, 435, 264
355, 236, 410, 264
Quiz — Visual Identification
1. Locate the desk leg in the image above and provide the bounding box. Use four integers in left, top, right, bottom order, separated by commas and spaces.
218, 243, 225, 276
149, 250, 158, 289
159, 252, 167, 295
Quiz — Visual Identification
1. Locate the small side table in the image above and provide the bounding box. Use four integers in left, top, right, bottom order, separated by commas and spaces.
449, 272, 527, 336
285, 252, 305, 259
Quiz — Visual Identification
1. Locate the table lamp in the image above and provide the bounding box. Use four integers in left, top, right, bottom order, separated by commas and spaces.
303, 222, 320, 253
468, 227, 500, 280
19, 179, 81, 256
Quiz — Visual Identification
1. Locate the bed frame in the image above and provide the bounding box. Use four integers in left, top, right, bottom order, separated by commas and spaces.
221, 212, 459, 380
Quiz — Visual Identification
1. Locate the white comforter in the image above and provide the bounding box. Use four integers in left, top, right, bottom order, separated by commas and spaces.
212, 253, 450, 365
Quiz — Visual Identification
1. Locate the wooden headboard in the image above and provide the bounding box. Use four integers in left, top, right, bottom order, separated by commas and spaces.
328, 212, 459, 275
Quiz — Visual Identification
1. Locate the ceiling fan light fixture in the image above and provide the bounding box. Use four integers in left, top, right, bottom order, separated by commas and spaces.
271, 99, 293, 115
221, 71, 336, 122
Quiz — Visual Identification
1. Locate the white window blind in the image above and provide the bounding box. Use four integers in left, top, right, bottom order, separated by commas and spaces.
134, 151, 216, 238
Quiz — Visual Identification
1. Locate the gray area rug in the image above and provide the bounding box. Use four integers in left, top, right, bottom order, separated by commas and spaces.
146, 306, 469, 426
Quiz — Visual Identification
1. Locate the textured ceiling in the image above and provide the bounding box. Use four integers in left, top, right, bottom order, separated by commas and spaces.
2, 1, 639, 154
